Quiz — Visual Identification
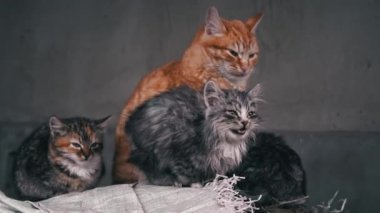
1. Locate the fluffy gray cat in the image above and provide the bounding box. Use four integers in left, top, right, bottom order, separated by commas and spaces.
125, 81, 262, 187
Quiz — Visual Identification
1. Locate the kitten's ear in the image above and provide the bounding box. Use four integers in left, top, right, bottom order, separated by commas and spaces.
246, 13, 263, 35
204, 81, 223, 107
248, 83, 262, 98
205, 6, 226, 36
49, 116, 67, 136
96, 115, 112, 130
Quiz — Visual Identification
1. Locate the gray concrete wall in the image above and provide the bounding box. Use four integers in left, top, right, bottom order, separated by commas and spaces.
1, 0, 379, 131
1, 0, 379, 212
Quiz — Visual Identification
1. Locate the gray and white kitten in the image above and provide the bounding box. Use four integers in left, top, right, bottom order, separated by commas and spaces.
125, 81, 262, 186
13, 116, 111, 201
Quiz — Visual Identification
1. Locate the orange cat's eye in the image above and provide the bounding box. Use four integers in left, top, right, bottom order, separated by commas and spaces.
249, 53, 256, 58
228, 49, 239, 57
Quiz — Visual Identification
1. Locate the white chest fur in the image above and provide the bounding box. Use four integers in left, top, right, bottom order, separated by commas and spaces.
208, 141, 247, 175
59, 156, 102, 180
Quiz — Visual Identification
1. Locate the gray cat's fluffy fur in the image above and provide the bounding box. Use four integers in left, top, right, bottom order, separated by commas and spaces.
125, 81, 261, 186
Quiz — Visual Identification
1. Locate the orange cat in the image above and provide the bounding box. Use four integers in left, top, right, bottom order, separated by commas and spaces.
113, 6, 263, 183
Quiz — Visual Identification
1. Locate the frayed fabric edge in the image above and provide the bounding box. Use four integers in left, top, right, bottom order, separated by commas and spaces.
204, 174, 261, 213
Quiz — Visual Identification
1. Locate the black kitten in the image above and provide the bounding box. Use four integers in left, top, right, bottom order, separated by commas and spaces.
231, 132, 307, 208
13, 116, 111, 201
125, 81, 262, 187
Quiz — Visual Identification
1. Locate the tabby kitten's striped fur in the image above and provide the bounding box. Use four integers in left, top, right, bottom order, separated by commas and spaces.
114, 6, 263, 183
13, 116, 111, 201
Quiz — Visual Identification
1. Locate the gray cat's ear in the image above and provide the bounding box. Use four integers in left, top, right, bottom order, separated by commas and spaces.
204, 81, 223, 107
49, 116, 67, 136
246, 13, 263, 35
248, 83, 262, 98
205, 6, 226, 36
96, 115, 112, 130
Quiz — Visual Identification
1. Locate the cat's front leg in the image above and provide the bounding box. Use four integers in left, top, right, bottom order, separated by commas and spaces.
174, 174, 200, 187
173, 182, 183, 187
190, 183, 203, 188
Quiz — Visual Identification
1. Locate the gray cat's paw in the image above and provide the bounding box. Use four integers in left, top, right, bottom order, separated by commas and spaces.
173, 182, 183, 187
190, 183, 203, 188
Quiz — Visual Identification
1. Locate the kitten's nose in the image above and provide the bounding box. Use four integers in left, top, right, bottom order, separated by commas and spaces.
241, 120, 248, 127
81, 148, 91, 160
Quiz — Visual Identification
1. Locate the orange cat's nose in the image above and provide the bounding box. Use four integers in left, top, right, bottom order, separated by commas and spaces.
241, 63, 250, 72
239, 67, 249, 75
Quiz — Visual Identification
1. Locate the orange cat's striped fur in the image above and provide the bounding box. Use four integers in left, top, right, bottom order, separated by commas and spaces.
113, 6, 263, 183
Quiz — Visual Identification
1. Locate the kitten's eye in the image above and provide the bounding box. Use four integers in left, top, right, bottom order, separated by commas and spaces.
71, 142, 81, 149
90, 143, 103, 151
226, 110, 238, 117
249, 53, 256, 58
248, 111, 258, 119
229, 49, 239, 57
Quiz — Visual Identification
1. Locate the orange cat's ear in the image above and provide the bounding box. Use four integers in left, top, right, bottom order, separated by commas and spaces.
205, 6, 226, 37
246, 13, 263, 35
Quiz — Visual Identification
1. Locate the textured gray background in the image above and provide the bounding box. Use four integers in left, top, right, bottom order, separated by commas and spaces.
1, 0, 379, 212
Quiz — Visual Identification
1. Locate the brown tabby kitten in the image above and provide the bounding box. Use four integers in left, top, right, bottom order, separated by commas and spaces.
13, 116, 111, 201
114, 6, 263, 183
